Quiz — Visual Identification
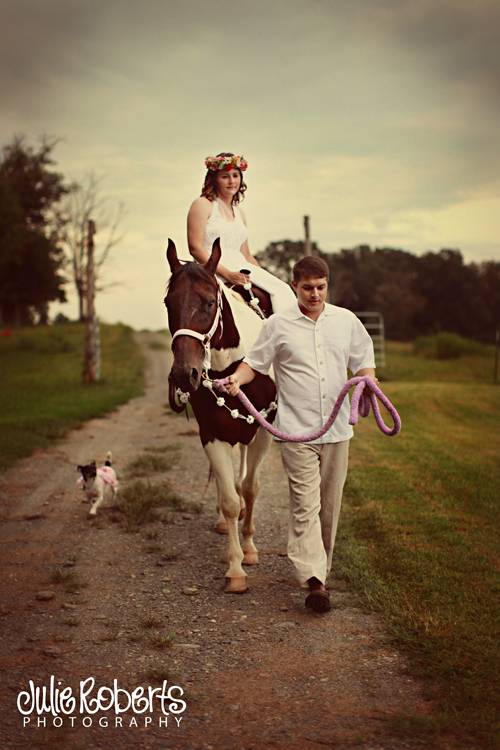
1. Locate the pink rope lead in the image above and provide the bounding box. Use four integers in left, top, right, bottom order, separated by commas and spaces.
213, 375, 401, 442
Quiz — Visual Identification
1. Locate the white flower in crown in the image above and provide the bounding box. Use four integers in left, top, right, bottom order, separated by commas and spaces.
204, 154, 248, 172
230, 409, 239, 419
216, 397, 225, 406
179, 393, 189, 404
243, 282, 252, 291
246, 415, 254, 424
250, 298, 260, 308
202, 380, 213, 390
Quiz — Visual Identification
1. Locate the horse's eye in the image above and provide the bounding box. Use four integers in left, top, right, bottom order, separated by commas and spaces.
206, 299, 216, 309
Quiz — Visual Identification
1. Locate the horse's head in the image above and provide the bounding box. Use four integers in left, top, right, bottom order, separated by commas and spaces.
164, 239, 222, 392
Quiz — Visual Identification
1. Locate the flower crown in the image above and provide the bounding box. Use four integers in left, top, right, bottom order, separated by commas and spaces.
204, 154, 248, 172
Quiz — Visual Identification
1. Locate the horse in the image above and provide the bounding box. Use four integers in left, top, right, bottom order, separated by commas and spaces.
164, 239, 277, 594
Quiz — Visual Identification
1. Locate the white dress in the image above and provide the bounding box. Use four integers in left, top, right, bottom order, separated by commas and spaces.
203, 199, 296, 314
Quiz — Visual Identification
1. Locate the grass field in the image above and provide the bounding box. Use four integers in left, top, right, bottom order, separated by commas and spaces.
0, 323, 144, 469
337, 340, 500, 748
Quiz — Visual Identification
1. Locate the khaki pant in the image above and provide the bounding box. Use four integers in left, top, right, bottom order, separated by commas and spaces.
280, 440, 350, 586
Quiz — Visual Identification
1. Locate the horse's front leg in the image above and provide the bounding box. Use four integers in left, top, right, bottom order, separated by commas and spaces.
204, 440, 247, 594
214, 444, 246, 534
241, 427, 272, 566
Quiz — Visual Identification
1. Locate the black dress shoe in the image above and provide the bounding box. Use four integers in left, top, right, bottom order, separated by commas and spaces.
305, 589, 331, 613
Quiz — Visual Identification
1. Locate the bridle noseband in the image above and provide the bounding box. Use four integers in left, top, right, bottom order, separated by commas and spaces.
171, 280, 223, 372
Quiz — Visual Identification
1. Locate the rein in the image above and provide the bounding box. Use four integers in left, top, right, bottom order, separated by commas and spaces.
212, 375, 401, 440
167, 266, 401, 438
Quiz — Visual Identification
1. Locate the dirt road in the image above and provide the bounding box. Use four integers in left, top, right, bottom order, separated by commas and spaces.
0, 333, 440, 750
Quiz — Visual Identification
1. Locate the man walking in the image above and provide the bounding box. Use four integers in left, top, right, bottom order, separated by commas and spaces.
226, 256, 376, 612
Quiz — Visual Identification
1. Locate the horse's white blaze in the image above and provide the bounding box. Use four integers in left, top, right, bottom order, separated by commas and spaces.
221, 285, 264, 349
210, 285, 266, 372
210, 346, 243, 373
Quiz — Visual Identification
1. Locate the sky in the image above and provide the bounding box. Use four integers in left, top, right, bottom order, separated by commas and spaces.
2, 0, 499, 329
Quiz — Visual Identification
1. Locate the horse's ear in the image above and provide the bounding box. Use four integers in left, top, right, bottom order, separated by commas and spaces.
166, 239, 181, 272
205, 238, 222, 275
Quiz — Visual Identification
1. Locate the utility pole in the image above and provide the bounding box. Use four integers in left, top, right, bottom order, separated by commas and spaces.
303, 215, 312, 256
83, 220, 100, 384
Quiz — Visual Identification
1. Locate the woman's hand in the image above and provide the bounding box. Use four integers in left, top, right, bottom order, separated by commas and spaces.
226, 271, 251, 286
226, 374, 241, 396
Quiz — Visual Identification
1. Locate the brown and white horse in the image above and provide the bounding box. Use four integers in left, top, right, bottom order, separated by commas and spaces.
164, 239, 276, 593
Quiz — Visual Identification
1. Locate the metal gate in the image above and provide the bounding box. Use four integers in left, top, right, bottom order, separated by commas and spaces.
355, 311, 386, 368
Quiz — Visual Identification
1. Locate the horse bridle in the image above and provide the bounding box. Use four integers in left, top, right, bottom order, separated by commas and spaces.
170, 280, 223, 372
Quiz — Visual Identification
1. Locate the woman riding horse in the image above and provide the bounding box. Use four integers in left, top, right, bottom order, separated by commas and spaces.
187, 152, 296, 315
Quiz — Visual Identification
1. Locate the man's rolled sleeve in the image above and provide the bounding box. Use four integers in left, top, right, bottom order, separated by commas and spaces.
348, 316, 376, 373
243, 319, 276, 375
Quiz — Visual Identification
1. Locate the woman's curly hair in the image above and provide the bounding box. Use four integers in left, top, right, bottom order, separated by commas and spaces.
201, 152, 247, 205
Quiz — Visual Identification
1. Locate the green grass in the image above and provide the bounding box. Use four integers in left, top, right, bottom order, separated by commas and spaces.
0, 323, 144, 469
336, 340, 500, 748
125, 451, 177, 477
117, 479, 200, 532
379, 339, 497, 383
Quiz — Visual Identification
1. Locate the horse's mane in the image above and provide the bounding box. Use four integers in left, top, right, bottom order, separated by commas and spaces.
167, 261, 215, 292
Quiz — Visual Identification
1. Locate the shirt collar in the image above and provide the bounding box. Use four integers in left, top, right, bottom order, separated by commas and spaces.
282, 302, 334, 321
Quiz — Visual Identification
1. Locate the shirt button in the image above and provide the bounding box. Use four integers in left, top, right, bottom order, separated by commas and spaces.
321, 377, 325, 381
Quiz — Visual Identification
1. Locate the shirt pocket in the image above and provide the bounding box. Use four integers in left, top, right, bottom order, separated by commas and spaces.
324, 332, 349, 362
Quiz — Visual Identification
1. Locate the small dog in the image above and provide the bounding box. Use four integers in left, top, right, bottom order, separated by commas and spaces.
76, 452, 118, 517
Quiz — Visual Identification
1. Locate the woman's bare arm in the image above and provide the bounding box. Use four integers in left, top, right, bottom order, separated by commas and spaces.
187, 198, 248, 285
240, 240, 260, 267
238, 208, 260, 267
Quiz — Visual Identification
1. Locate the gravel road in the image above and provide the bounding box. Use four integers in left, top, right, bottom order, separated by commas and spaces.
0, 333, 446, 750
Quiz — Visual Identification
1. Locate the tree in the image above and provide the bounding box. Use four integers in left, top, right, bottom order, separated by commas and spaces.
476, 261, 500, 340
328, 246, 425, 339
412, 249, 490, 339
0, 136, 68, 325
59, 174, 125, 321
258, 237, 496, 341
256, 239, 324, 282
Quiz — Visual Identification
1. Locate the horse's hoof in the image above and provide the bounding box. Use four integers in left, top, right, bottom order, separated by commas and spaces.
214, 521, 228, 535
224, 576, 248, 594
243, 551, 259, 565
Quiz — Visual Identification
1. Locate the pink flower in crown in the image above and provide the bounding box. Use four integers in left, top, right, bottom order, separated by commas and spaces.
204, 154, 249, 172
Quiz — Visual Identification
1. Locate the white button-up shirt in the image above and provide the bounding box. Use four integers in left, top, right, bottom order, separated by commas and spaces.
244, 302, 375, 443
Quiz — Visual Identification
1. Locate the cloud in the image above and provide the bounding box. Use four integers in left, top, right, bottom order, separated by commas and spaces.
2, 0, 499, 327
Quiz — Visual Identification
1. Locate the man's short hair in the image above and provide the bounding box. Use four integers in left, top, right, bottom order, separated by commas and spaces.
292, 256, 330, 283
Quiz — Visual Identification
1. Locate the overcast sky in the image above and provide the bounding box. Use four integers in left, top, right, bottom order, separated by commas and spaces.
2, 0, 499, 329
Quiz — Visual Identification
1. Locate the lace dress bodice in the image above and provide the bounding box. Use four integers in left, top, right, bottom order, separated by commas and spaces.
201, 196, 297, 313
203, 199, 248, 268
